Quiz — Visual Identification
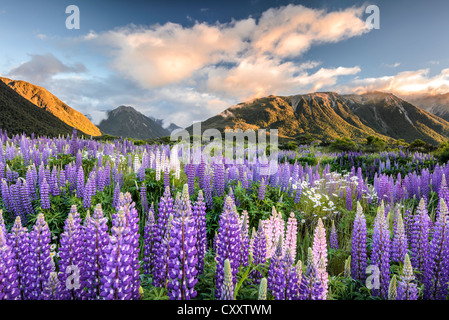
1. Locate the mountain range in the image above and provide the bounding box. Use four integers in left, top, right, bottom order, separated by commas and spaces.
1, 75, 449, 144
0, 77, 100, 136
98, 106, 180, 140
189, 91, 449, 145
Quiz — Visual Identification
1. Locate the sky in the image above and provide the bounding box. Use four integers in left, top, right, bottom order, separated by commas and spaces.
1, 0, 449, 127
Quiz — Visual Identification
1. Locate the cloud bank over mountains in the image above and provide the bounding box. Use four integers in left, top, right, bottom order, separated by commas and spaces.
3, 4, 449, 127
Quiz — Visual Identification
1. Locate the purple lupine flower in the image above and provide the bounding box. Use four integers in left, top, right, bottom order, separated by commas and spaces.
21, 179, 34, 218
258, 178, 266, 201
153, 214, 174, 288
84, 204, 109, 300
157, 186, 174, 238
143, 204, 158, 276
294, 183, 302, 204
424, 199, 449, 300
251, 221, 267, 285
76, 167, 84, 198
298, 248, 324, 300
192, 190, 207, 274
24, 213, 53, 300
58, 209, 86, 300
203, 170, 213, 209
215, 196, 241, 299
312, 218, 328, 299
371, 203, 391, 299
351, 202, 368, 281
391, 211, 408, 263
100, 208, 135, 300
9, 216, 29, 300
0, 226, 20, 300
346, 186, 353, 211
117, 192, 141, 300
168, 185, 198, 300
163, 168, 170, 189
410, 198, 430, 283
275, 249, 298, 300
42, 270, 62, 300
330, 220, 339, 250
0, 179, 12, 212
83, 177, 94, 209
153, 187, 175, 287
186, 164, 195, 196
267, 236, 283, 296
219, 259, 234, 300
140, 183, 148, 215
397, 254, 418, 300
40, 178, 51, 210
213, 163, 225, 197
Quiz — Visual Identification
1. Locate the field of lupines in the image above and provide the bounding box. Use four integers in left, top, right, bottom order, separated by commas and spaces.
0, 128, 449, 300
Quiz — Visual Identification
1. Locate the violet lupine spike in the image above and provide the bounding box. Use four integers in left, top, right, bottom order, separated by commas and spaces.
219, 259, 234, 300
371, 205, 391, 299
277, 249, 299, 300
294, 183, 302, 204
100, 208, 135, 300
42, 271, 62, 300
330, 220, 339, 250
140, 183, 148, 215
397, 254, 419, 300
251, 221, 267, 285
24, 213, 53, 300
83, 204, 109, 300
203, 170, 213, 209
153, 214, 174, 288
0, 227, 20, 300
58, 212, 86, 300
167, 185, 198, 300
410, 198, 430, 283
312, 218, 328, 299
346, 186, 353, 211
298, 248, 324, 300
391, 212, 408, 263
267, 235, 283, 295
215, 196, 241, 299
424, 199, 449, 300
284, 212, 297, 261
157, 186, 174, 239
143, 204, 158, 276
193, 190, 207, 274
40, 178, 51, 210
118, 192, 141, 300
76, 167, 84, 199
351, 202, 368, 282
9, 216, 29, 300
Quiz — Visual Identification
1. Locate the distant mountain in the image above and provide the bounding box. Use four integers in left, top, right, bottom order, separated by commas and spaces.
98, 106, 170, 139
0, 77, 101, 136
0, 79, 77, 137
149, 116, 182, 134
188, 91, 449, 145
404, 93, 449, 122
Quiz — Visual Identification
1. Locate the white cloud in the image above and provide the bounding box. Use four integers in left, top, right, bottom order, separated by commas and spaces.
83, 3, 369, 97
8, 4, 376, 127
7, 53, 86, 84
343, 68, 449, 95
